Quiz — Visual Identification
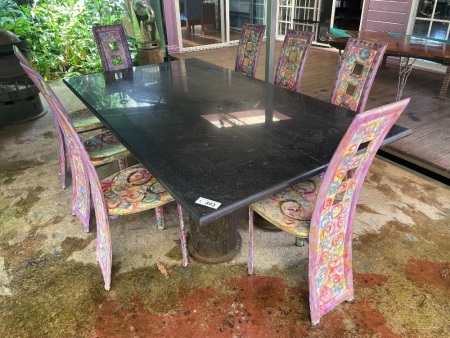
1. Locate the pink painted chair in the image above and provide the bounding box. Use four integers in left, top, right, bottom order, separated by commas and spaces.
235, 24, 266, 78
37, 74, 189, 291
14, 46, 130, 193
92, 24, 134, 72
274, 30, 313, 92
330, 38, 388, 113
248, 98, 410, 324
13, 45, 104, 134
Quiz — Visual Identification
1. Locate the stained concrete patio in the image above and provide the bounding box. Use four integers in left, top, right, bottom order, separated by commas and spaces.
0, 64, 449, 337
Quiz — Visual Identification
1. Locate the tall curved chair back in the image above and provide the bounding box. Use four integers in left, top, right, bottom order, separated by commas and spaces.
15, 46, 103, 133
235, 24, 266, 78
13, 46, 71, 189
14, 56, 92, 231
307, 98, 409, 324
330, 38, 387, 113
14, 46, 130, 194
274, 30, 313, 92
248, 98, 410, 325
92, 24, 133, 72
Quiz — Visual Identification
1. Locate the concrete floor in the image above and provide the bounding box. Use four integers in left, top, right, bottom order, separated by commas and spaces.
0, 66, 449, 337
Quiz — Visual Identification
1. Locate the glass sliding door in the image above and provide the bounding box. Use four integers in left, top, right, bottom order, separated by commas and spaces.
277, 0, 333, 44
176, 0, 266, 52
410, 0, 450, 72
413, 0, 450, 40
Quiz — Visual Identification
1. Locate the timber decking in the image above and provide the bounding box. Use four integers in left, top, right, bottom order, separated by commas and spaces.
171, 44, 450, 180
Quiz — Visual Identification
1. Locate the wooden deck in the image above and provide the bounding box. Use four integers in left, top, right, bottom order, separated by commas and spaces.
170, 43, 450, 180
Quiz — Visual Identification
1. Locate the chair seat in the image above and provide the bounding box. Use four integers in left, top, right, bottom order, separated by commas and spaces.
69, 108, 104, 132
250, 175, 323, 238
102, 165, 175, 216
83, 131, 131, 167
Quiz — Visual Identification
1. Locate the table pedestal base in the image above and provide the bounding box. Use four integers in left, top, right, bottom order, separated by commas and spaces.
187, 212, 243, 264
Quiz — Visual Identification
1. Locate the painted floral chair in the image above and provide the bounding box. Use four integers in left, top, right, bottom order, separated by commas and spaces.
247, 98, 410, 325
14, 46, 131, 193
274, 30, 313, 92
92, 24, 134, 72
13, 46, 103, 133
330, 38, 388, 113
31, 68, 189, 291
235, 24, 266, 78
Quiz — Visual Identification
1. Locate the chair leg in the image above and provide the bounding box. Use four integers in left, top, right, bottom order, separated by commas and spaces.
177, 204, 189, 267
155, 206, 165, 230
95, 214, 113, 291
295, 237, 305, 247
57, 126, 67, 189
117, 158, 127, 171
248, 207, 254, 275
308, 220, 355, 325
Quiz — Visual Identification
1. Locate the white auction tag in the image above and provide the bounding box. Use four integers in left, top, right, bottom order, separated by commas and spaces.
195, 197, 221, 209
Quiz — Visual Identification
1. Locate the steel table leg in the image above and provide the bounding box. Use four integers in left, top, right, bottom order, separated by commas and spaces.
396, 57, 415, 101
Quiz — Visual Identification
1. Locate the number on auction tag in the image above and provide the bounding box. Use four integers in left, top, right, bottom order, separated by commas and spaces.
195, 197, 221, 209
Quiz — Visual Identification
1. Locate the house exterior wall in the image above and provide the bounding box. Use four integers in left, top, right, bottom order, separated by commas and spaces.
162, 0, 181, 54
360, 0, 414, 33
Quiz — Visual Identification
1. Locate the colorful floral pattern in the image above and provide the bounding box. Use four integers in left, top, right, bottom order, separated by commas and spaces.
102, 166, 175, 216
20, 62, 129, 190
13, 47, 111, 192
93, 24, 133, 72
235, 24, 266, 78
69, 108, 104, 132
249, 99, 410, 325
84, 152, 112, 290
274, 30, 313, 92
83, 131, 131, 167
250, 176, 323, 238
64, 127, 91, 232
16, 59, 92, 230
330, 39, 387, 113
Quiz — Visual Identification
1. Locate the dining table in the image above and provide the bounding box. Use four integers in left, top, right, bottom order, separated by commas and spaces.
63, 58, 411, 263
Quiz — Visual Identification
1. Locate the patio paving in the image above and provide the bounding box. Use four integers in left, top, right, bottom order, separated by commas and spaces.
0, 53, 449, 337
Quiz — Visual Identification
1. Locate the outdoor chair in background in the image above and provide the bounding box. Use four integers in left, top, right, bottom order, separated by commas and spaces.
49, 90, 188, 291
247, 98, 410, 325
330, 38, 388, 113
274, 30, 314, 92
14, 46, 131, 204
179, 0, 204, 33
235, 23, 266, 78
92, 24, 134, 72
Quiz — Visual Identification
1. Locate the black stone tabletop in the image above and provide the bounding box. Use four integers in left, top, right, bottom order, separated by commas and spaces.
64, 58, 410, 225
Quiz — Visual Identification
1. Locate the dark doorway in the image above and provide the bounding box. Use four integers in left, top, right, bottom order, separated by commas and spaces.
334, 0, 363, 31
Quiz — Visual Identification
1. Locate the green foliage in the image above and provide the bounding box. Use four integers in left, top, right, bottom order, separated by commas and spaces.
0, 0, 135, 79
0, 0, 29, 35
